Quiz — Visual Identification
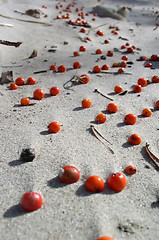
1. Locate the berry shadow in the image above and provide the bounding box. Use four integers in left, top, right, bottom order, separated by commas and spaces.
73, 107, 83, 111
117, 122, 125, 127
122, 141, 132, 148
47, 176, 67, 189
40, 130, 50, 135
75, 184, 92, 197
151, 201, 159, 208
8, 159, 27, 167
3, 204, 27, 218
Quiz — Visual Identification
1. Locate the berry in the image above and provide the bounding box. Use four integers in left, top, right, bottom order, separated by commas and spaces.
112, 62, 119, 68
79, 74, 89, 84
151, 75, 159, 83
9, 83, 18, 90
107, 103, 118, 113
145, 62, 152, 68
85, 176, 104, 193
80, 27, 86, 33
121, 55, 128, 61
50, 65, 56, 71
107, 172, 127, 192
142, 108, 152, 117
49, 121, 60, 133
93, 65, 101, 73
125, 113, 136, 125
33, 89, 45, 100
26, 77, 36, 85
82, 99, 92, 108
129, 133, 141, 145
133, 84, 142, 93
73, 61, 81, 69
118, 67, 124, 73
20, 192, 42, 212
79, 46, 86, 52
102, 64, 109, 70
124, 165, 136, 175
104, 39, 110, 44
21, 97, 30, 106
121, 45, 126, 49
96, 236, 114, 240
107, 50, 113, 57
137, 78, 147, 87
58, 65, 66, 72
50, 87, 60, 96
155, 100, 159, 110
74, 51, 79, 57
96, 49, 102, 54
114, 85, 123, 94
15, 77, 25, 86
120, 61, 127, 68
96, 30, 104, 36
96, 113, 106, 124
59, 165, 80, 184
127, 47, 134, 53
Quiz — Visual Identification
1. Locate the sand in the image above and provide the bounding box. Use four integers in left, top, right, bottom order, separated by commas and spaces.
0, 0, 159, 239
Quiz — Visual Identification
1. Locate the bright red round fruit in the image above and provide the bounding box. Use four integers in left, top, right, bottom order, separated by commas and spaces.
20, 192, 42, 212
107, 103, 118, 113
49, 121, 60, 133
50, 87, 60, 96
73, 61, 81, 69
137, 78, 147, 87
125, 113, 136, 125
59, 165, 80, 184
107, 172, 127, 192
26, 77, 36, 85
85, 175, 104, 193
79, 74, 89, 84
129, 133, 141, 145
133, 84, 142, 93
33, 89, 45, 100
96, 113, 106, 124
152, 75, 159, 83
124, 165, 136, 175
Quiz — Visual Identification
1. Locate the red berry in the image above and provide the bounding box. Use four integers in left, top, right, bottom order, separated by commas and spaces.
85, 176, 104, 193
145, 62, 152, 68
50, 87, 60, 96
124, 166, 137, 175
96, 49, 102, 54
107, 103, 118, 113
151, 75, 159, 83
79, 74, 89, 84
73, 61, 81, 69
26, 77, 36, 85
133, 84, 142, 93
21, 97, 30, 106
59, 165, 80, 184
15, 77, 25, 86
49, 121, 60, 133
137, 78, 147, 87
107, 172, 127, 192
74, 51, 79, 57
125, 113, 136, 125
93, 65, 101, 73
9, 83, 18, 90
33, 89, 45, 100
79, 46, 86, 52
155, 100, 159, 110
102, 64, 109, 70
82, 99, 92, 108
96, 113, 106, 123
129, 133, 141, 145
50, 65, 56, 71
58, 65, 66, 72
20, 192, 42, 212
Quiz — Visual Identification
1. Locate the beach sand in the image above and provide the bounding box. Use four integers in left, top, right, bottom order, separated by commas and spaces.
0, 0, 159, 239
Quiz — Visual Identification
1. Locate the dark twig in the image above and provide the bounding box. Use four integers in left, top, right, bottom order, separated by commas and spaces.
34, 70, 47, 74
0, 40, 22, 48
94, 89, 114, 101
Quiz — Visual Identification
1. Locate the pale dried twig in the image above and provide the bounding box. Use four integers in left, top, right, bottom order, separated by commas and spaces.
94, 89, 114, 101
145, 143, 159, 170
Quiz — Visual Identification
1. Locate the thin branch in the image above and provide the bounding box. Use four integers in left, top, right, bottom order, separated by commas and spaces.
90, 125, 114, 154
0, 40, 22, 47
94, 89, 114, 101
145, 143, 159, 170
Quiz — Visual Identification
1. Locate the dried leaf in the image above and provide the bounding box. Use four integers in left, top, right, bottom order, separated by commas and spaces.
25, 9, 47, 19
29, 50, 37, 58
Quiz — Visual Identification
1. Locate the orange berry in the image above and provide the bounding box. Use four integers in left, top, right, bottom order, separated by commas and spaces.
118, 67, 124, 73
96, 49, 102, 54
107, 172, 127, 192
129, 133, 141, 145
112, 62, 119, 68
120, 61, 127, 68
107, 50, 113, 57
124, 165, 136, 175
21, 97, 30, 106
96, 113, 106, 124
93, 65, 101, 73
85, 175, 104, 193
79, 74, 89, 84
50, 65, 56, 71
50, 87, 60, 96
79, 46, 86, 52
155, 100, 159, 110
74, 51, 79, 57
9, 83, 18, 90
82, 99, 92, 108
137, 78, 147, 87
142, 108, 152, 117
107, 103, 118, 113
58, 65, 66, 72
33, 89, 45, 100
73, 61, 81, 69
96, 30, 104, 36
49, 121, 60, 133
151, 75, 159, 83
59, 165, 80, 184
102, 64, 109, 70
124, 113, 136, 125
96, 237, 114, 240
26, 77, 36, 85
114, 85, 123, 94
133, 84, 142, 93
15, 77, 25, 86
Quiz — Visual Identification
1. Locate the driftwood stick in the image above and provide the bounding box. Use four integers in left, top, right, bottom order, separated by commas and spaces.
145, 143, 159, 170
0, 40, 22, 47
